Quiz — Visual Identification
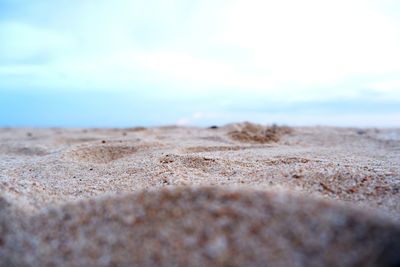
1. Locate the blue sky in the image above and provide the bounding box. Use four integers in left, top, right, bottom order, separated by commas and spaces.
1, 0, 400, 127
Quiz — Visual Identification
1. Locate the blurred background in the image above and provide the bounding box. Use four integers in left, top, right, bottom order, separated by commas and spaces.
1, 0, 399, 127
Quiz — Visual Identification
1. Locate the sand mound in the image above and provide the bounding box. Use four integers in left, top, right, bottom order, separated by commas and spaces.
125, 127, 147, 132
160, 154, 219, 170
227, 122, 292, 143
1, 187, 399, 267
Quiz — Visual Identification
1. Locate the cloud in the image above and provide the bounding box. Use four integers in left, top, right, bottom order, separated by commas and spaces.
367, 80, 400, 100
0, 21, 74, 64
215, 0, 400, 84
0, 0, 399, 105
370, 80, 400, 92
176, 111, 230, 126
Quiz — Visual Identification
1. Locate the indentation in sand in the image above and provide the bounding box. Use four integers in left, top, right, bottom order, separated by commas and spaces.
228, 122, 292, 143
55, 137, 99, 145
0, 145, 48, 156
184, 145, 272, 153
63, 145, 138, 163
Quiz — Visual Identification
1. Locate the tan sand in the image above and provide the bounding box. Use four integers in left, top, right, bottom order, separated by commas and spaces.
0, 122, 399, 266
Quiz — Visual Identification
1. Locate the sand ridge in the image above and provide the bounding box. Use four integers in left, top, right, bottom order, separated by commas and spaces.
2, 187, 400, 267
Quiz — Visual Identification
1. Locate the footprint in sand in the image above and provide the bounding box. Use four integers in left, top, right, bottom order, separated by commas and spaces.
63, 144, 138, 163
63, 140, 164, 164
0, 145, 49, 156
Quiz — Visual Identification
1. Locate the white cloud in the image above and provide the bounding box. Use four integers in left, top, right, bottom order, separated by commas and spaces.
367, 80, 400, 100
370, 80, 400, 92
0, 22, 75, 63
0, 0, 399, 104
215, 0, 400, 84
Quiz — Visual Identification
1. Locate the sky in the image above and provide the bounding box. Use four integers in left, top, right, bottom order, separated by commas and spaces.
1, 0, 400, 127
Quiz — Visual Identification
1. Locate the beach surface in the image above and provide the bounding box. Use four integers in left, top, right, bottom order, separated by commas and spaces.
1, 122, 399, 266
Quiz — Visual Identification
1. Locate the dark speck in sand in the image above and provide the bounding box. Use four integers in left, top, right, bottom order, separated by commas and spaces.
209, 125, 219, 129
292, 174, 303, 179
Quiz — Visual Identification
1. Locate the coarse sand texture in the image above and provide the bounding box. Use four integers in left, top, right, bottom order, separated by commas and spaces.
1, 122, 399, 266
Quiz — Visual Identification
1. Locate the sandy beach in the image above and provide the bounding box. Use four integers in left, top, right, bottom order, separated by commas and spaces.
1, 122, 399, 266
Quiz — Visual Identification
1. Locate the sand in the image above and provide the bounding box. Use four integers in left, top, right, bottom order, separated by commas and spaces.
0, 122, 399, 266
